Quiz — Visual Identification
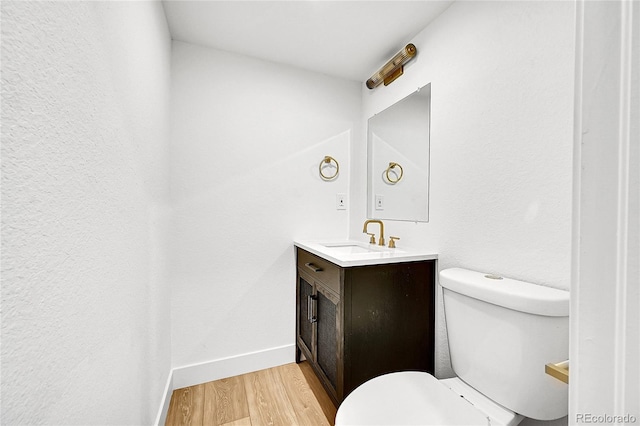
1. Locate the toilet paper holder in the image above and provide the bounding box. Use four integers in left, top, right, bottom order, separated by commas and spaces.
545, 360, 569, 384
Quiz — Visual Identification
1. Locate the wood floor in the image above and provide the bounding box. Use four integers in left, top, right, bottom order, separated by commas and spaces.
165, 362, 336, 426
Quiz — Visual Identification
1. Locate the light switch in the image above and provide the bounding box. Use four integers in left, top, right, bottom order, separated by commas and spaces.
336, 193, 347, 210
375, 195, 384, 210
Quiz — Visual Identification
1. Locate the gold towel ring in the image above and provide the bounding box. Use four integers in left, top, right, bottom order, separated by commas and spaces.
386, 162, 403, 184
319, 156, 339, 181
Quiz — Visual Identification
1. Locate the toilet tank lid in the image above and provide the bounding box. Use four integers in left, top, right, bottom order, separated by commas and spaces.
440, 268, 569, 316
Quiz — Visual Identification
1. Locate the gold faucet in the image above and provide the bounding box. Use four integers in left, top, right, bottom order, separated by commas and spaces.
363, 219, 385, 246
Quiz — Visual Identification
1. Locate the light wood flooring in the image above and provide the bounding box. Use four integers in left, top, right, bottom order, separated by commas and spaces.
165, 362, 336, 426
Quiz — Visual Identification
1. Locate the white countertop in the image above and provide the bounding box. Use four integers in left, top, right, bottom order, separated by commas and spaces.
294, 239, 438, 267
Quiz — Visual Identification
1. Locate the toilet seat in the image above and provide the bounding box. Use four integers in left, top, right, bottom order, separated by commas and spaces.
335, 372, 521, 426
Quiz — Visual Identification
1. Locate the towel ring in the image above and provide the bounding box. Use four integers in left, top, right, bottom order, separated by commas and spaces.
385, 162, 403, 184
319, 156, 339, 181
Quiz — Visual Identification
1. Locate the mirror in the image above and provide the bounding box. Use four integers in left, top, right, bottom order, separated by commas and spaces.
367, 84, 431, 222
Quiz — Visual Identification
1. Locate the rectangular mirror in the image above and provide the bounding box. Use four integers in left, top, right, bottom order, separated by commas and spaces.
367, 83, 431, 222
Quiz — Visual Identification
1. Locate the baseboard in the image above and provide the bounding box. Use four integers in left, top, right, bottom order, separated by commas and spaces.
154, 343, 296, 424
172, 343, 295, 390
154, 344, 295, 425
154, 369, 174, 426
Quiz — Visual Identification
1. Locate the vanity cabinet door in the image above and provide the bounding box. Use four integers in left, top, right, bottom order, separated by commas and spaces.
297, 276, 315, 357
296, 249, 343, 404
315, 285, 340, 400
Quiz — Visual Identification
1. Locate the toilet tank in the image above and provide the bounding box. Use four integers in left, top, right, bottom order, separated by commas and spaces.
440, 268, 569, 421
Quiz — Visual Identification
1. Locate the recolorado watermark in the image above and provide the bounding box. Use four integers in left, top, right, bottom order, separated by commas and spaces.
577, 413, 637, 424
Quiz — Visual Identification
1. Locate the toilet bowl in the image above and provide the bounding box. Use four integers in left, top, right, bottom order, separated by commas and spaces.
335, 268, 570, 425
335, 372, 523, 426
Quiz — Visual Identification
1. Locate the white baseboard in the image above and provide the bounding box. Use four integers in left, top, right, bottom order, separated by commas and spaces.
154, 369, 174, 426
154, 344, 296, 425
172, 344, 295, 389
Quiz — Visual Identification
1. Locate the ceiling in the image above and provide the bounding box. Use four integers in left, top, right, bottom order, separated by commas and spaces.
162, 1, 454, 82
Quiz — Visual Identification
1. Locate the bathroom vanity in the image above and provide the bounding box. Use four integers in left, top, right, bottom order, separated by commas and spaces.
294, 240, 437, 406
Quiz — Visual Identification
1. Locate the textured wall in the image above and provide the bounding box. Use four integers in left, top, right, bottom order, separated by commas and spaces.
1, 2, 172, 424
354, 4, 575, 425
169, 41, 361, 368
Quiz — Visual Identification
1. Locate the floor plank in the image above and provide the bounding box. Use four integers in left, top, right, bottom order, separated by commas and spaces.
243, 367, 299, 426
166, 362, 335, 426
220, 417, 252, 426
298, 361, 337, 425
204, 375, 250, 425
278, 363, 331, 426
167, 384, 205, 426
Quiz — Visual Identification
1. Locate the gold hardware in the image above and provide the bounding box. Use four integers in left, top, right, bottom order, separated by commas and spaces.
319, 156, 339, 181
366, 232, 376, 244
385, 162, 404, 184
389, 236, 400, 248
545, 360, 569, 384
383, 67, 404, 86
363, 219, 385, 246
367, 44, 417, 90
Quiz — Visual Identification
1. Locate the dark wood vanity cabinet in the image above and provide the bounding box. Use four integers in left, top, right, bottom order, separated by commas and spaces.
295, 247, 435, 406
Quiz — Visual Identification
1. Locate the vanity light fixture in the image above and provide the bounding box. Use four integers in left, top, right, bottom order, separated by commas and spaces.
366, 43, 417, 89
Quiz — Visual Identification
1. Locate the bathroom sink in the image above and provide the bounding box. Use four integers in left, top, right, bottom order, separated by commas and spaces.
320, 241, 391, 253
294, 240, 437, 267
322, 245, 376, 254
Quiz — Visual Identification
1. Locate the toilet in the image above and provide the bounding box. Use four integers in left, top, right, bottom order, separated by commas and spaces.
335, 268, 569, 426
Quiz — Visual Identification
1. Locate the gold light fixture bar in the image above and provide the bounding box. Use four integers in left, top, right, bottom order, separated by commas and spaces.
366, 44, 417, 89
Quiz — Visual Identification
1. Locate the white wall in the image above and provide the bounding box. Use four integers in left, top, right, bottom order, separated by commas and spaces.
354, 3, 575, 424
169, 41, 361, 372
1, 2, 172, 424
